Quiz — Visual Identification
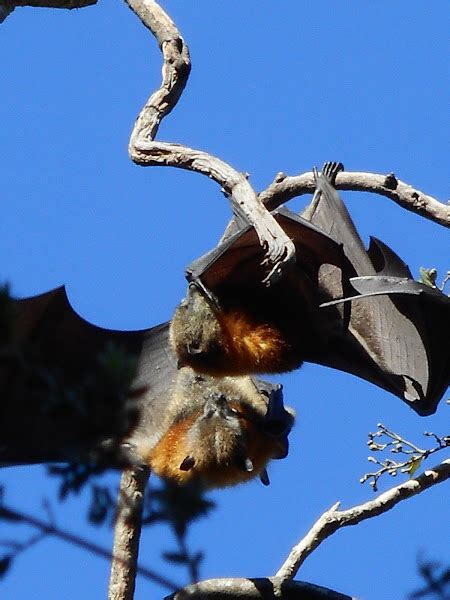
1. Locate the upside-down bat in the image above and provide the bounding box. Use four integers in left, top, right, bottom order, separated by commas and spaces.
0, 286, 294, 488
170, 162, 450, 416
170, 204, 352, 376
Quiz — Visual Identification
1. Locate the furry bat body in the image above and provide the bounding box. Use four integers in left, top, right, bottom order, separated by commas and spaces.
0, 286, 293, 488
170, 163, 449, 415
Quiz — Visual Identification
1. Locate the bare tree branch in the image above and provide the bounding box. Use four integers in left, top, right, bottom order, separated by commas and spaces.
261, 171, 450, 227
166, 577, 354, 600
125, 0, 190, 146
125, 0, 295, 285
108, 467, 150, 600
276, 459, 450, 581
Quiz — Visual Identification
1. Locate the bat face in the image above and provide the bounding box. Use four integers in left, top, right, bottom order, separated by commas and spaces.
141, 369, 295, 489
170, 208, 349, 376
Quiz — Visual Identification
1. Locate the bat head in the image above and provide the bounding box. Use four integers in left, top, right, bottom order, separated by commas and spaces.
147, 371, 295, 488
170, 284, 227, 373
170, 283, 304, 376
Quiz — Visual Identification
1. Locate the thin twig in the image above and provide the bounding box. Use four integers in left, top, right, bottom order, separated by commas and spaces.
361, 424, 449, 491
260, 171, 450, 227
125, 0, 295, 285
0, 502, 181, 591
276, 459, 450, 581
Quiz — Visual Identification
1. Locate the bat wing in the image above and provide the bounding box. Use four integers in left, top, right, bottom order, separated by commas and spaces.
302, 163, 449, 415
187, 207, 350, 295
1, 286, 292, 474
0, 285, 176, 465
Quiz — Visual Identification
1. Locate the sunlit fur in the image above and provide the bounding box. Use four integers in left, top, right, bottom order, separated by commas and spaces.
141, 370, 292, 488
215, 310, 297, 374
170, 285, 306, 376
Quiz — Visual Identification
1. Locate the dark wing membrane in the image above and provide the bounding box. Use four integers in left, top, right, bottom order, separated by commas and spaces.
301, 167, 449, 415
187, 207, 348, 291
352, 238, 450, 410
0, 286, 175, 464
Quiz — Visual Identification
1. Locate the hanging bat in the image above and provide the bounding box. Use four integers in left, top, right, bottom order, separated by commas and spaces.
170, 205, 353, 376
0, 286, 294, 488
170, 162, 449, 415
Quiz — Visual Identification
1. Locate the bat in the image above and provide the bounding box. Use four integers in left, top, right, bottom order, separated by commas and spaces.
170, 162, 449, 415
170, 205, 353, 376
0, 286, 294, 488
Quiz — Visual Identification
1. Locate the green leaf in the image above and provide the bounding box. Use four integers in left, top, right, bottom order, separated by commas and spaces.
419, 267, 437, 288
408, 457, 422, 477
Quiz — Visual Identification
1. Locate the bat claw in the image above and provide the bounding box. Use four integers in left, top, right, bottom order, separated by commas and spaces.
239, 457, 254, 472
261, 238, 296, 287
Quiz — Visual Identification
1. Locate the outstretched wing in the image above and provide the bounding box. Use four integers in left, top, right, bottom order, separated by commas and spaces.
302, 162, 449, 415
187, 207, 348, 293
1, 286, 294, 481
0, 286, 175, 465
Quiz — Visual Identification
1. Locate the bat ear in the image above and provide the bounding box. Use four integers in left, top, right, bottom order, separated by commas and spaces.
272, 436, 289, 460
368, 237, 413, 278
259, 469, 270, 486
260, 382, 295, 438
254, 379, 294, 460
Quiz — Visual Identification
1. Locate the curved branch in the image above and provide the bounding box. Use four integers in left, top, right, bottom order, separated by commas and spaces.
261, 171, 450, 227
166, 577, 353, 600
276, 459, 450, 581
108, 467, 150, 600
125, 0, 295, 284
125, 0, 191, 145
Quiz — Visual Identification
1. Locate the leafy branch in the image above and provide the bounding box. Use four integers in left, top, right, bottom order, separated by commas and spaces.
360, 423, 450, 491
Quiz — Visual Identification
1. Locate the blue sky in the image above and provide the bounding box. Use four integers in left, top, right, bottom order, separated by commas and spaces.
1, 2, 449, 599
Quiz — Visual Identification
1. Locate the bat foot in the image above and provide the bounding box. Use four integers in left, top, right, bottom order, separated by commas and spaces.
261, 238, 296, 287
320, 161, 344, 184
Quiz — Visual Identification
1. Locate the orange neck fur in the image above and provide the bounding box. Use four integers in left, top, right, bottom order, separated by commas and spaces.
218, 310, 292, 373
